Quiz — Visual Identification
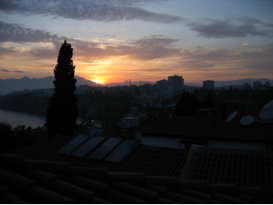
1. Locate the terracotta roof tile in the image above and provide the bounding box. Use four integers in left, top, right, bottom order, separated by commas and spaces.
68, 176, 109, 196
0, 169, 35, 192
1, 153, 272, 204
211, 193, 248, 204
0, 192, 29, 204
105, 189, 149, 204
165, 191, 206, 204
186, 148, 273, 189
113, 182, 158, 203
26, 185, 75, 204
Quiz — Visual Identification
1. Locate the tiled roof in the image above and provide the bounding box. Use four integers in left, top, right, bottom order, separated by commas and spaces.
184, 147, 273, 189
140, 116, 273, 142
1, 153, 273, 204
8, 135, 188, 177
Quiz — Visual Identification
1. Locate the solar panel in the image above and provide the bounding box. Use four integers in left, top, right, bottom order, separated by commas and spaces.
71, 136, 105, 157
105, 139, 140, 163
57, 134, 89, 155
88, 137, 123, 160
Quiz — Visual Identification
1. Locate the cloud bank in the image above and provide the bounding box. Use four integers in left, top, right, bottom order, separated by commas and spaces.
0, 0, 183, 24
187, 17, 273, 38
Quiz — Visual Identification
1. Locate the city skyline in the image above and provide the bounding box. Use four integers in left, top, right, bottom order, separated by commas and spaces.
1, 0, 273, 85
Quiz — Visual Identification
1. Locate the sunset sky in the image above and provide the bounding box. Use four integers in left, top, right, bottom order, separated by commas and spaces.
0, 0, 273, 85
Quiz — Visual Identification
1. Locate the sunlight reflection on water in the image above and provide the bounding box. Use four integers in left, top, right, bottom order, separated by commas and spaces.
0, 109, 86, 128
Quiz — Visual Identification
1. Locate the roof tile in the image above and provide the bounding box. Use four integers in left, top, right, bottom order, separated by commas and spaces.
180, 180, 210, 190
25, 170, 58, 187
211, 184, 238, 194
0, 192, 29, 204
105, 189, 148, 204
0, 154, 24, 167
26, 185, 75, 204
113, 182, 158, 203
51, 179, 93, 203
0, 169, 35, 192
147, 176, 180, 186
24, 159, 67, 172
67, 176, 109, 196
166, 191, 206, 204
178, 188, 210, 201
155, 196, 178, 204
145, 185, 169, 196
210, 193, 247, 204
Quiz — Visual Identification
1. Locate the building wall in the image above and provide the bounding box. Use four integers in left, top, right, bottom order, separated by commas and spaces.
141, 135, 184, 149
207, 140, 266, 151
240, 83, 252, 91
168, 75, 184, 93
203, 80, 214, 90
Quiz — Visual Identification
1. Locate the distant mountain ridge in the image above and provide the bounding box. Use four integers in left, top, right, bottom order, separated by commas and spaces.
0, 76, 99, 95
0, 77, 272, 95
214, 78, 273, 87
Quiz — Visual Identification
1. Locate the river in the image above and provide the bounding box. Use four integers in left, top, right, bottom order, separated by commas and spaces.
0, 109, 95, 128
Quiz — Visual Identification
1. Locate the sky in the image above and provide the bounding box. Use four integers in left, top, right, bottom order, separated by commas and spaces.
0, 0, 273, 85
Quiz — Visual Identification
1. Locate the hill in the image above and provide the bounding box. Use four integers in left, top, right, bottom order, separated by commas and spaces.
0, 76, 99, 95
214, 78, 273, 87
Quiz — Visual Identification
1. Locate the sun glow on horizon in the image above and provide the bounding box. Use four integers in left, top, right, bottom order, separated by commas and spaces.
92, 79, 104, 84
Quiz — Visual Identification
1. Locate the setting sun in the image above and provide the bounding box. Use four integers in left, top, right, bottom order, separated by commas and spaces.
92, 79, 104, 84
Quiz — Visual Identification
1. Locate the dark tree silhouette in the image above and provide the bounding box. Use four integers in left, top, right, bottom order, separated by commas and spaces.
174, 91, 201, 117
203, 91, 214, 109
45, 40, 79, 137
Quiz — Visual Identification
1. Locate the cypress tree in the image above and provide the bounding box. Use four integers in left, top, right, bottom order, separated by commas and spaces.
45, 40, 79, 137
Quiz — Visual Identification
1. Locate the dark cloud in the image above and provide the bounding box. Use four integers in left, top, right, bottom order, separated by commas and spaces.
1, 69, 29, 73
176, 46, 273, 75
0, 0, 183, 24
0, 21, 63, 43
0, 21, 99, 50
187, 17, 273, 38
0, 24, 182, 61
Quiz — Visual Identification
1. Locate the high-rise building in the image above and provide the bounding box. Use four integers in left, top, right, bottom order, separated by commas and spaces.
168, 75, 184, 93
203, 80, 214, 90
156, 79, 169, 85
240, 83, 252, 91
253, 81, 262, 90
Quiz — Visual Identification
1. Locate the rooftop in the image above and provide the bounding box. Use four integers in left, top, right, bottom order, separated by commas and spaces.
1, 153, 273, 204
182, 147, 273, 189
8, 134, 188, 177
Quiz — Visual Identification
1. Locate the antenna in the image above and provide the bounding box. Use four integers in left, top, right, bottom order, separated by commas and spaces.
240, 115, 254, 125
260, 100, 273, 120
226, 111, 237, 123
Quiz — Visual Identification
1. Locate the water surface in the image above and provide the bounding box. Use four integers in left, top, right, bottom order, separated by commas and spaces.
0, 109, 88, 128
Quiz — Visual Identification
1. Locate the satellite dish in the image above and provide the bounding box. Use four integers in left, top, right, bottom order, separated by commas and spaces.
240, 115, 254, 125
226, 111, 237, 122
260, 100, 273, 120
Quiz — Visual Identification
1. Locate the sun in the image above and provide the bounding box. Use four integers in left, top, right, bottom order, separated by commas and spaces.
93, 79, 104, 84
